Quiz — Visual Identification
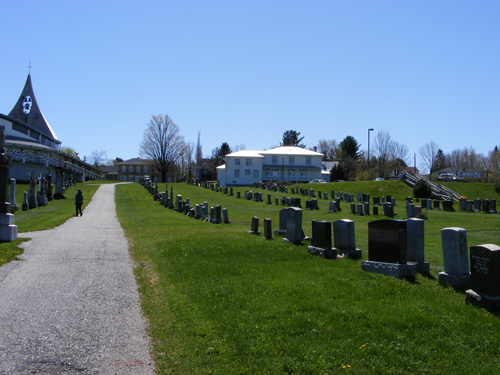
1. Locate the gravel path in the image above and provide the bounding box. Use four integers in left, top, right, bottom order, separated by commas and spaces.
0, 184, 154, 374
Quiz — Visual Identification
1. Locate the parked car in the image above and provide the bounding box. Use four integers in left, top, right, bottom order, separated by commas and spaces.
332, 180, 345, 182
309, 179, 327, 183
373, 177, 384, 181
438, 173, 458, 182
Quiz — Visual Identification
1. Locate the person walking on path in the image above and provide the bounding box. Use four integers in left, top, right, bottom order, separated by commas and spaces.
0, 184, 153, 374
75, 188, 84, 216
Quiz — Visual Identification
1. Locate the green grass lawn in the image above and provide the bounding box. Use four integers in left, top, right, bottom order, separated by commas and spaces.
117, 181, 500, 374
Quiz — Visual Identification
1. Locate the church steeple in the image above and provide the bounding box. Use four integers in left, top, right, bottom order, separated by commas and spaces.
8, 74, 58, 140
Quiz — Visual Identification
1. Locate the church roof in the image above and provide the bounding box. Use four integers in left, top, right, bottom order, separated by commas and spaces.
8, 74, 58, 141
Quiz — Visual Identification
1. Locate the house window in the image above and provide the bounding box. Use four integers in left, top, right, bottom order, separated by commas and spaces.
272, 156, 278, 164
246, 159, 252, 166
234, 170, 240, 177
254, 170, 259, 178
144, 166, 148, 173
306, 157, 311, 165
136, 166, 141, 173
129, 166, 133, 172
289, 157, 294, 165
245, 170, 251, 176
301, 170, 306, 178
235, 159, 240, 165
121, 166, 126, 172
289, 170, 294, 178
272, 169, 280, 177
266, 169, 271, 177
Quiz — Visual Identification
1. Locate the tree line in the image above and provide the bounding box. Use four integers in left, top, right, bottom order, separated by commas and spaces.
72, 115, 499, 183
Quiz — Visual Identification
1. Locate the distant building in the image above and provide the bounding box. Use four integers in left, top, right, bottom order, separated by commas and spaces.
116, 157, 178, 182
0, 74, 101, 182
217, 146, 324, 186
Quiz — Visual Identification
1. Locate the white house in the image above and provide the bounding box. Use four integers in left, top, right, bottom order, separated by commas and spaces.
217, 146, 324, 186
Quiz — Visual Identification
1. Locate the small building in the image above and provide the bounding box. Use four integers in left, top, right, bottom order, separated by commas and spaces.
117, 157, 178, 182
217, 146, 324, 187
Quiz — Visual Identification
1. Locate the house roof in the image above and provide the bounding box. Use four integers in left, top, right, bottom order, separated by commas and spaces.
225, 146, 324, 158
259, 146, 324, 156
117, 157, 152, 165
226, 150, 264, 158
8, 74, 58, 141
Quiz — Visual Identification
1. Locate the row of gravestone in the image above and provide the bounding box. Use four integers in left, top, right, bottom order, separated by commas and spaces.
8, 173, 74, 213
248, 206, 500, 313
139, 178, 229, 224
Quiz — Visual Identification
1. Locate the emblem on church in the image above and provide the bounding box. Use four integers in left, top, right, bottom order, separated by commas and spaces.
23, 96, 32, 114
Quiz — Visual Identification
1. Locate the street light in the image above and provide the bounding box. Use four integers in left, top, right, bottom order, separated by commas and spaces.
367, 128, 374, 173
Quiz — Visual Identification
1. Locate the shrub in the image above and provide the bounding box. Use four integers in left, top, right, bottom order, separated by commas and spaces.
494, 179, 500, 197
413, 179, 433, 199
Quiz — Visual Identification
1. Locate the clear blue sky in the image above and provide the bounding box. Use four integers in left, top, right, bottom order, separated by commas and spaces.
1, 1, 499, 169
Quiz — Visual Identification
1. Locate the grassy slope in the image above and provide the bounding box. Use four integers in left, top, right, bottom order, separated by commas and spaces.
117, 181, 500, 374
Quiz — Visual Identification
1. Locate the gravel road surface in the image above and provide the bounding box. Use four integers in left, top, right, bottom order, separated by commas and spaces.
0, 184, 154, 374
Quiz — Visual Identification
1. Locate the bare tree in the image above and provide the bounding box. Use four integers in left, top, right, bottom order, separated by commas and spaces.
448, 149, 463, 176
317, 139, 339, 161
183, 142, 196, 181
139, 115, 185, 182
232, 143, 247, 152
489, 146, 500, 176
88, 149, 107, 168
373, 130, 394, 178
418, 141, 439, 180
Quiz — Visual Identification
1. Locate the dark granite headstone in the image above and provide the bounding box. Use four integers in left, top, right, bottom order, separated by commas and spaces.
470, 244, 500, 296
263, 218, 272, 239
368, 220, 407, 264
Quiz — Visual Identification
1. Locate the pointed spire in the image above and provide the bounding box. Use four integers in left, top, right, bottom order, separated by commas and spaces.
8, 74, 58, 140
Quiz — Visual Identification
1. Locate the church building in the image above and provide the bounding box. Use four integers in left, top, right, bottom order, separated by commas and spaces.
0, 74, 101, 182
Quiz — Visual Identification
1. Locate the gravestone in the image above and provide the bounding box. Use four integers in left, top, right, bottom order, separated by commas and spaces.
367, 220, 407, 264
474, 199, 481, 212
237, 191, 241, 198
373, 206, 378, 215
364, 202, 370, 216
283, 207, 304, 245
46, 174, 53, 201
356, 204, 363, 216
373, 196, 380, 205
248, 216, 260, 234
0, 126, 17, 241
406, 204, 414, 219
323, 192, 328, 200
194, 204, 201, 219
433, 200, 440, 209
274, 208, 288, 236
362, 219, 414, 278
465, 244, 500, 313
328, 201, 336, 213
267, 193, 272, 205
337, 191, 342, 200
490, 199, 497, 214
482, 199, 490, 214
22, 191, 28, 211
350, 203, 356, 214
263, 218, 272, 240
466, 200, 473, 212
308, 221, 336, 259
442, 200, 453, 212
333, 219, 361, 259
9, 178, 18, 212
223, 208, 229, 224
459, 199, 466, 211
212, 205, 222, 224
28, 173, 38, 209
53, 167, 65, 199
406, 218, 429, 274
438, 227, 471, 291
